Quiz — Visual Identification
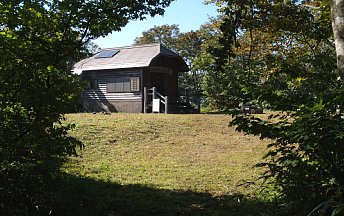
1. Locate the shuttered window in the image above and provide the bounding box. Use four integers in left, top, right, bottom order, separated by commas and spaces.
130, 77, 140, 92
107, 77, 140, 93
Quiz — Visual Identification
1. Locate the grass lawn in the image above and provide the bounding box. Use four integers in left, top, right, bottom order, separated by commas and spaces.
59, 113, 281, 215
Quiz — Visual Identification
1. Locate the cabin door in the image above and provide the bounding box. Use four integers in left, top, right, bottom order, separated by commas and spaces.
151, 72, 165, 94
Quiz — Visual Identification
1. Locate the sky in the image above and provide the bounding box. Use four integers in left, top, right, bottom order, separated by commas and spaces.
93, 0, 219, 49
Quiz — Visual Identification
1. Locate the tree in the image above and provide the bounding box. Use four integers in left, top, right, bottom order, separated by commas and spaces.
134, 21, 221, 110
0, 0, 173, 214
178, 21, 222, 110
331, 0, 344, 76
134, 24, 180, 50
208, 0, 344, 212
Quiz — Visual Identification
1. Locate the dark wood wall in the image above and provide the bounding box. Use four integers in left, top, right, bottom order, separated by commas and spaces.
81, 55, 184, 113
82, 69, 143, 113
146, 56, 181, 103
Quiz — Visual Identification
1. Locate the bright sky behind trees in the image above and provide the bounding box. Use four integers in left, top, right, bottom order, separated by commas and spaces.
93, 0, 218, 48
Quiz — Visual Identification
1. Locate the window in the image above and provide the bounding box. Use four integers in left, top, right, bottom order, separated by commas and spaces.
94, 50, 120, 58
107, 77, 140, 93
107, 78, 130, 93
130, 77, 140, 92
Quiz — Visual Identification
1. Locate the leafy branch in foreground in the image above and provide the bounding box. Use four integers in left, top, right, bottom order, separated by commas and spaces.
209, 0, 344, 212
0, 0, 173, 214
134, 21, 222, 110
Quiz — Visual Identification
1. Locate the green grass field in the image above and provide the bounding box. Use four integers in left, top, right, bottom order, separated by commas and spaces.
59, 113, 281, 215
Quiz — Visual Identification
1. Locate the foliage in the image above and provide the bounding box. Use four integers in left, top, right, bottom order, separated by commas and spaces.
0, 0, 173, 214
134, 24, 181, 50
203, 57, 249, 110
134, 21, 221, 109
208, 0, 344, 210
308, 200, 344, 216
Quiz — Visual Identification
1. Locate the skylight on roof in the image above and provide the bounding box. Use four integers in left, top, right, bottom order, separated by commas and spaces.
95, 50, 120, 58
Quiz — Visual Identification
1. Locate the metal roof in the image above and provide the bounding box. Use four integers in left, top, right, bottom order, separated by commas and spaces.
72, 43, 189, 74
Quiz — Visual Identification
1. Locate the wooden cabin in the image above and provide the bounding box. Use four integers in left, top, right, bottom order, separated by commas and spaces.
72, 44, 189, 113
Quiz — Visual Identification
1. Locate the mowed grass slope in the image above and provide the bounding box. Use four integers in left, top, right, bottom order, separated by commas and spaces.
61, 113, 276, 215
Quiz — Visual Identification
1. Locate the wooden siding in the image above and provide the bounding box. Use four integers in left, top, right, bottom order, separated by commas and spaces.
80, 55, 185, 113
83, 80, 141, 100
82, 69, 142, 101
81, 69, 143, 113
83, 99, 142, 113
148, 56, 180, 104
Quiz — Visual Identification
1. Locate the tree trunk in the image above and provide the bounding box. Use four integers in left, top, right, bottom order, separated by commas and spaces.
331, 0, 344, 77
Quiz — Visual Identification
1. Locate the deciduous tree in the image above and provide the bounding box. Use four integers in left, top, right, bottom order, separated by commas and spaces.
134, 24, 180, 50
331, 0, 344, 76
0, 0, 172, 214
209, 0, 344, 212
134, 21, 221, 110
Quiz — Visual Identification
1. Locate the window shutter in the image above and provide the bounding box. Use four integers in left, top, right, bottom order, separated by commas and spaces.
107, 82, 116, 92
107, 77, 139, 93
130, 78, 140, 92
115, 81, 123, 92
123, 81, 130, 92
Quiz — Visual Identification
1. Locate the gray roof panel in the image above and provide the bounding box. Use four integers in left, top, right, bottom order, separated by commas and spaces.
73, 43, 189, 72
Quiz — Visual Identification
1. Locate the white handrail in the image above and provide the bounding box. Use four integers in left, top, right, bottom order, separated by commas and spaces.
144, 87, 168, 114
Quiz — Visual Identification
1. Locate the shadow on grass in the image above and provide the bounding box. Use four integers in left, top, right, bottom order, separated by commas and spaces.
202, 110, 232, 115
50, 173, 283, 216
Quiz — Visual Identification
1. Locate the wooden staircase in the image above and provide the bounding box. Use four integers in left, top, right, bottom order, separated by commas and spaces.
144, 87, 168, 114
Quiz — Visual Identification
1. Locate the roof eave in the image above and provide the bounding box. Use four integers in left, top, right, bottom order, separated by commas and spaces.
150, 53, 189, 72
